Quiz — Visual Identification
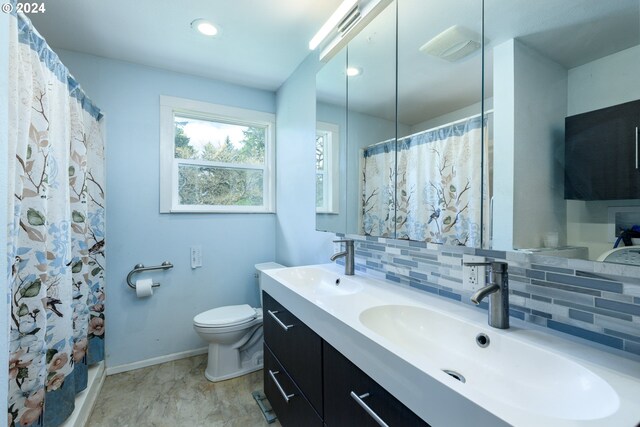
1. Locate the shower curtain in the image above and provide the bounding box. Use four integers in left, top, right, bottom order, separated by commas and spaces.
361, 115, 488, 246
7, 10, 106, 427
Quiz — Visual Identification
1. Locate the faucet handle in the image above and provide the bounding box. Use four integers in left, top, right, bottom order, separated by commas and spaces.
333, 239, 354, 245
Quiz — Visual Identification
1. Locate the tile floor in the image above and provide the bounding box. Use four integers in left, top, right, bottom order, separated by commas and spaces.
87, 355, 280, 427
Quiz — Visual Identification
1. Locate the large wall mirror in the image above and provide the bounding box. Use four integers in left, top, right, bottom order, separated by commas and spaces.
487, 0, 640, 262
316, 0, 484, 245
316, 0, 640, 264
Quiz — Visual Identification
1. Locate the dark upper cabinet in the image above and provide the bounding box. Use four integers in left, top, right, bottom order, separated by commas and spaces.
565, 100, 640, 200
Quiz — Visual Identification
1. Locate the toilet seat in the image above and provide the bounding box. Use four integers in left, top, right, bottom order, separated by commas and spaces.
194, 304, 258, 328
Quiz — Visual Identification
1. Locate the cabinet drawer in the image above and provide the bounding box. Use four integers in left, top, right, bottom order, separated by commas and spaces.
324, 341, 429, 427
263, 291, 323, 415
264, 345, 323, 427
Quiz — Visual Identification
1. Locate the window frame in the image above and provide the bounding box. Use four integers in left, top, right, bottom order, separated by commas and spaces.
316, 121, 340, 214
160, 96, 276, 213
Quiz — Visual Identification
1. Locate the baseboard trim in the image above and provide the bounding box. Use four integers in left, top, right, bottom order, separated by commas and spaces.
105, 347, 208, 376
61, 362, 105, 427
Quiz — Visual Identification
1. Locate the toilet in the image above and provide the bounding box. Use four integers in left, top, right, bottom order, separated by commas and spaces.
193, 262, 283, 382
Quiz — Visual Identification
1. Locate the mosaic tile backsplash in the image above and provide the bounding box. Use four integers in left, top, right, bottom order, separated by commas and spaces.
338, 234, 640, 357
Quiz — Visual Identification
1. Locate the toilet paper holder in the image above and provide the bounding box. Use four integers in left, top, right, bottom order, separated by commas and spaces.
126, 261, 173, 290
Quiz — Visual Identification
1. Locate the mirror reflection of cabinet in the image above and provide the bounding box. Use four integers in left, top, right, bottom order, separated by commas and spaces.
565, 100, 640, 201
487, 0, 640, 260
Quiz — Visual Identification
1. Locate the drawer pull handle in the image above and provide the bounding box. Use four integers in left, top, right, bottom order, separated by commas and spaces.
636, 126, 638, 170
350, 391, 389, 427
267, 310, 294, 331
269, 370, 295, 403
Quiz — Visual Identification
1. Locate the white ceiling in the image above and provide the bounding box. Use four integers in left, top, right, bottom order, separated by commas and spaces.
29, 0, 343, 91
29, 0, 640, 124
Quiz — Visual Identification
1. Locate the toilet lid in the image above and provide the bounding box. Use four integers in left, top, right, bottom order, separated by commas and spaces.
194, 304, 257, 327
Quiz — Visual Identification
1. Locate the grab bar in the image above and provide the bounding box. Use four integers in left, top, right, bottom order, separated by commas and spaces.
126, 261, 173, 289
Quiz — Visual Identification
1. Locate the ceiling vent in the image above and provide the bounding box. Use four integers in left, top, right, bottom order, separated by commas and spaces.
420, 25, 483, 62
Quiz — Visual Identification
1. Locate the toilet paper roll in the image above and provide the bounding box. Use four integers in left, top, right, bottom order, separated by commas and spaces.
135, 278, 154, 298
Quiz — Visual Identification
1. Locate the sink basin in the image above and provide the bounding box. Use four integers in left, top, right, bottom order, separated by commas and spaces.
269, 265, 363, 297
359, 304, 620, 420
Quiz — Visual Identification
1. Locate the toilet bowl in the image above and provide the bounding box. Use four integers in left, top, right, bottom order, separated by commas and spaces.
193, 304, 264, 381
193, 262, 283, 382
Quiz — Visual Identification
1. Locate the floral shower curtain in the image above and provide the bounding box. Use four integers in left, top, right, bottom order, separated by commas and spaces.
361, 116, 488, 246
7, 11, 106, 427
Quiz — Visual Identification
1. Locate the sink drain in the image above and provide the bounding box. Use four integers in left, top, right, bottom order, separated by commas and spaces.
442, 369, 466, 383
476, 333, 490, 348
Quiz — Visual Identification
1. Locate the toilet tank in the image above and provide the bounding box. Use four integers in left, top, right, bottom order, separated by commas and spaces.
255, 262, 284, 307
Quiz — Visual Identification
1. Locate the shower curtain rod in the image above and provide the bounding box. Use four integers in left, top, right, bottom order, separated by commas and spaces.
364, 109, 494, 150
401, 108, 494, 141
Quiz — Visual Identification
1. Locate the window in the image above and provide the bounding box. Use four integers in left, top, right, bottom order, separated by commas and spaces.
160, 96, 275, 213
316, 121, 340, 214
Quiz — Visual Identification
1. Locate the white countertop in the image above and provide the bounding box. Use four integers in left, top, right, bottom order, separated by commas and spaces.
262, 263, 640, 427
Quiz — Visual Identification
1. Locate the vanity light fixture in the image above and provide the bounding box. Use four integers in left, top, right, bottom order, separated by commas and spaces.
420, 25, 484, 62
317, 0, 392, 63
309, 0, 359, 51
346, 66, 362, 77
191, 19, 219, 37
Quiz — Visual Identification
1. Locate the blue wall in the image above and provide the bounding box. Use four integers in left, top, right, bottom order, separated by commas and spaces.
56, 50, 278, 370
275, 53, 334, 266
1, 10, 10, 418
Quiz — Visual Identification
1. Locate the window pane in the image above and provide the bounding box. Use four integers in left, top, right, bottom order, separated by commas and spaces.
175, 116, 265, 164
316, 134, 325, 171
316, 173, 324, 208
178, 164, 264, 206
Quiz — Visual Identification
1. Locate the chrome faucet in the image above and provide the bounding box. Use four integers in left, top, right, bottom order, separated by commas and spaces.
463, 261, 510, 329
331, 239, 355, 275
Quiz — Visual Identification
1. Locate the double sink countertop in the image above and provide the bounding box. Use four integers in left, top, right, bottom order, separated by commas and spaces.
262, 263, 640, 427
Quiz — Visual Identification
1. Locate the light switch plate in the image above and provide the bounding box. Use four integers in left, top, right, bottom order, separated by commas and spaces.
462, 255, 485, 291
191, 246, 202, 269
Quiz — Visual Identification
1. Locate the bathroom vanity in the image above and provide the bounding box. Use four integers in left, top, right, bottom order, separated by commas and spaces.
262, 264, 640, 427
263, 291, 427, 426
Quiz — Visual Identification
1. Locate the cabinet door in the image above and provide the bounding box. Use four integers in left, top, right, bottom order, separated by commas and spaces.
323, 342, 430, 427
264, 345, 323, 427
565, 100, 640, 200
263, 292, 323, 415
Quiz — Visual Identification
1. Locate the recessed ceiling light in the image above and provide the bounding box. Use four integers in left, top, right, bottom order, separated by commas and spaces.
191, 19, 219, 37
346, 67, 362, 77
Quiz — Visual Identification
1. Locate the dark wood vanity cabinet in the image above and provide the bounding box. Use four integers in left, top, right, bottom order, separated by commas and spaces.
262, 292, 323, 419
565, 99, 640, 200
264, 346, 323, 427
263, 291, 429, 427
323, 342, 429, 427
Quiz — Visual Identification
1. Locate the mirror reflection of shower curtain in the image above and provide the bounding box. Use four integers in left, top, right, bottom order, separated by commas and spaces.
7, 11, 106, 427
360, 115, 488, 246
360, 139, 397, 237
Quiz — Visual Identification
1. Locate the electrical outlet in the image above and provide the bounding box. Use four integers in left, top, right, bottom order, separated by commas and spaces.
462, 255, 485, 291
191, 246, 202, 269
